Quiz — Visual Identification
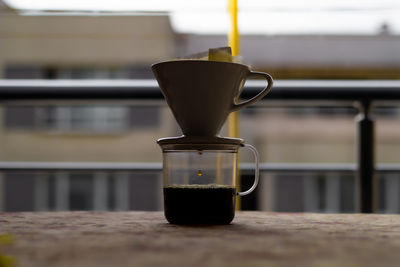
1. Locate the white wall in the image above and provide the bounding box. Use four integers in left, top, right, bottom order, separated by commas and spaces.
0, 13, 175, 77
181, 34, 400, 68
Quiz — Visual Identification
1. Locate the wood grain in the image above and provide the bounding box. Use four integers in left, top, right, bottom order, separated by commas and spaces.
1, 211, 400, 267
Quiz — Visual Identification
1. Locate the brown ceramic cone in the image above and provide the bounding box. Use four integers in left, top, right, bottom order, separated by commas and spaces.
152, 60, 273, 137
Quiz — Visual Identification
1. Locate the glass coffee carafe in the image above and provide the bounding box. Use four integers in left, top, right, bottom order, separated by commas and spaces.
158, 136, 259, 224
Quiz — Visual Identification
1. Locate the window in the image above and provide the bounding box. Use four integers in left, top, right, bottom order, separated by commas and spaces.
4, 105, 160, 133
39, 106, 129, 133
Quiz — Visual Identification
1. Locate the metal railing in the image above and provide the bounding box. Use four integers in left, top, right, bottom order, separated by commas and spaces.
2, 79, 400, 213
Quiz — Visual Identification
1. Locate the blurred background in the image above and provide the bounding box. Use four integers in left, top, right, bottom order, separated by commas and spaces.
0, 0, 400, 213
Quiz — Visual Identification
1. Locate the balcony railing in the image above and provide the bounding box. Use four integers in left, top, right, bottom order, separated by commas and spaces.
1, 79, 400, 213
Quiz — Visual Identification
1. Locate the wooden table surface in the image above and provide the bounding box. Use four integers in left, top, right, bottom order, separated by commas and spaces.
1, 211, 400, 267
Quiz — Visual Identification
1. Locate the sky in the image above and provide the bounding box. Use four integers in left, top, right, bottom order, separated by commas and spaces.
3, 0, 400, 35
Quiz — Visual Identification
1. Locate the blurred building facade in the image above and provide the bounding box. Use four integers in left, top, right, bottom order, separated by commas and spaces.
1, 3, 400, 212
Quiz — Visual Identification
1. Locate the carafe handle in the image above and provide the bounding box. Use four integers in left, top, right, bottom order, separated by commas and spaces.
237, 144, 259, 196
231, 71, 273, 112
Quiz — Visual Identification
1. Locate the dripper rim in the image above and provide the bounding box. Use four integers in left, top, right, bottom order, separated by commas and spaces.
157, 135, 244, 151
151, 59, 250, 70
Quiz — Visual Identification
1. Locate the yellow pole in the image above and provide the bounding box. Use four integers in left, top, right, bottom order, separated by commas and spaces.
228, 0, 240, 56
228, 0, 241, 210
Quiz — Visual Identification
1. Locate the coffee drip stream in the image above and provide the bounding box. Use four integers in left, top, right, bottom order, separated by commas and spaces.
152, 59, 273, 224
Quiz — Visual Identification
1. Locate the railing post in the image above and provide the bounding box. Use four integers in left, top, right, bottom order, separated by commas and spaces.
356, 100, 376, 213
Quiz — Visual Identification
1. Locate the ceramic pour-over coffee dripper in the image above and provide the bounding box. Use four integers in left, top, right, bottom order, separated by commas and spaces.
151, 60, 273, 137
152, 60, 273, 224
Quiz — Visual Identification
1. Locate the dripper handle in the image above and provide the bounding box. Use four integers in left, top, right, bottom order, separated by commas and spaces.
231, 71, 273, 112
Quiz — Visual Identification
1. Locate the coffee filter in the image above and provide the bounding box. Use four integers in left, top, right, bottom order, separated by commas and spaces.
177, 46, 246, 65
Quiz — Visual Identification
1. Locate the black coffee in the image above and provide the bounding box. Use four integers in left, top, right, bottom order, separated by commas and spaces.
163, 184, 236, 225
